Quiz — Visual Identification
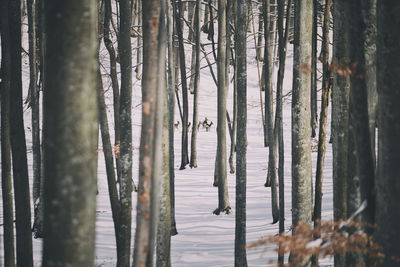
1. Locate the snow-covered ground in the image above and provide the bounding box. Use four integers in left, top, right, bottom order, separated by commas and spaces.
0, 17, 334, 267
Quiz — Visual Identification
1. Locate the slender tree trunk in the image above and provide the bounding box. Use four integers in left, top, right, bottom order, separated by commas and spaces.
103, 0, 122, 184
166, 0, 178, 237
174, 0, 190, 170
156, 59, 171, 267
310, 0, 318, 138
117, 0, 134, 266
98, 68, 124, 265
214, 0, 231, 215
376, 2, 400, 266
42, 0, 98, 265
27, 0, 41, 209
189, 0, 201, 168
291, 3, 313, 263
0, 3, 16, 264
264, 0, 279, 224
8, 0, 34, 265
312, 2, 331, 265
234, 0, 248, 265
133, 1, 164, 266
264, 0, 274, 188
276, 2, 291, 265
313, 0, 331, 225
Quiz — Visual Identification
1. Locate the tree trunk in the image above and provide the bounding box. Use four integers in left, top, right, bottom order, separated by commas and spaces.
375, 1, 400, 266
332, 1, 350, 265
8, 0, 34, 265
310, 0, 318, 138
291, 0, 313, 230
276, 0, 292, 264
234, 0, 248, 265
189, 0, 201, 168
103, 0, 122, 185
117, 0, 134, 266
348, 0, 375, 227
0, 2, 16, 264
133, 1, 164, 265
175, 0, 190, 170
313, 0, 331, 225
214, 0, 231, 215
98, 68, 124, 265
166, 0, 178, 237
42, 0, 98, 265
156, 61, 171, 267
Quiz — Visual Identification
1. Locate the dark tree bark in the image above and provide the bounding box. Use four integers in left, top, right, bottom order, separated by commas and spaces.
264, 0, 279, 224
332, 1, 351, 265
8, 0, 34, 265
313, 0, 331, 225
234, 0, 248, 265
117, 0, 134, 266
167, 0, 178, 236
348, 0, 375, 227
103, 0, 122, 183
42, 0, 98, 265
310, 0, 318, 138
0, 1, 16, 265
375, 1, 400, 266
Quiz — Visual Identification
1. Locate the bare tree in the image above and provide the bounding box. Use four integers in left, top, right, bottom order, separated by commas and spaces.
8, 0, 34, 265
375, 1, 400, 266
234, 0, 248, 265
214, 0, 231, 215
291, 0, 313, 227
42, 0, 98, 265
133, 0, 165, 265
0, 1, 16, 265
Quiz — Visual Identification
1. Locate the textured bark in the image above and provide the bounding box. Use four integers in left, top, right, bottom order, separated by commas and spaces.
27, 0, 41, 209
133, 1, 164, 266
291, 0, 313, 227
375, 2, 400, 266
264, 0, 279, 224
166, 0, 178, 236
234, 0, 248, 265
291, 3, 313, 263
42, 0, 98, 265
276, 0, 292, 264
0, 2, 16, 264
364, 0, 377, 155
348, 0, 375, 227
98, 70, 123, 264
313, 0, 331, 225
8, 0, 34, 265
332, 0, 350, 223
103, 0, 122, 184
167, 1, 178, 238
175, 0, 190, 170
310, 0, 318, 138
117, 0, 134, 266
214, 0, 231, 215
312, 2, 331, 265
156, 62, 171, 267
189, 0, 201, 168
332, 1, 350, 266
147, 2, 166, 264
